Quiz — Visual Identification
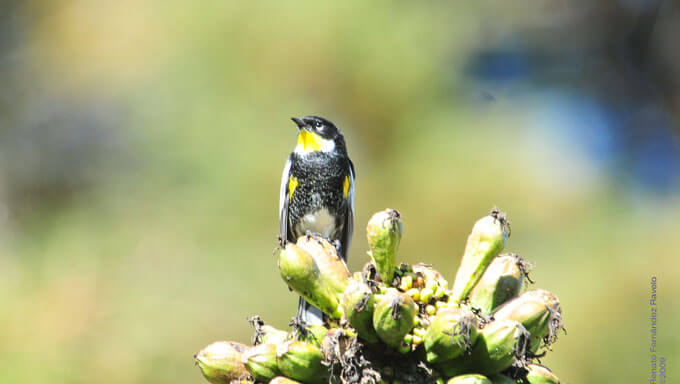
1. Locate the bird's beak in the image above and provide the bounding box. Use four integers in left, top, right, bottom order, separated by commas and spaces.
291, 117, 305, 130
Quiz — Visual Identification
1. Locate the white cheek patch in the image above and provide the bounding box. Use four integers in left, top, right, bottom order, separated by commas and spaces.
319, 138, 335, 152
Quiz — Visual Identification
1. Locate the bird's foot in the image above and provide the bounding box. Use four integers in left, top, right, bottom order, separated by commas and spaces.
248, 315, 265, 345
289, 315, 310, 340
332, 239, 342, 255
304, 230, 327, 244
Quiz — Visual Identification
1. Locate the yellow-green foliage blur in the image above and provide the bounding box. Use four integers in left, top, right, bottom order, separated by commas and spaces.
0, 1, 678, 384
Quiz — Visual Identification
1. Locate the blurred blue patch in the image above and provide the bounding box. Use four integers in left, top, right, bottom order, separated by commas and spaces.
626, 107, 680, 191
465, 46, 680, 194
543, 93, 618, 164
465, 49, 531, 84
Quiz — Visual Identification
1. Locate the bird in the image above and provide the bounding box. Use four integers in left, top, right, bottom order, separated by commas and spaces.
279, 115, 355, 325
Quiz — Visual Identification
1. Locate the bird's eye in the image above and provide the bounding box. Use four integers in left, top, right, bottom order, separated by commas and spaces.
314, 122, 325, 133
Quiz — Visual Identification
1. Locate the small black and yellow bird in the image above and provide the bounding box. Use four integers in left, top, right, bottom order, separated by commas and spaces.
279, 115, 355, 325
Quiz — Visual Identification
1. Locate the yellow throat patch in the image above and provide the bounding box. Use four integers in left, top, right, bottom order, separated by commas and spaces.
296, 130, 324, 153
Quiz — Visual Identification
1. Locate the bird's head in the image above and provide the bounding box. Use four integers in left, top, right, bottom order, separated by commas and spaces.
291, 116, 346, 154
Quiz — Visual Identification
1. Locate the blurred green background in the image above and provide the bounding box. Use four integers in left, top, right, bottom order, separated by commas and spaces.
1, 1, 679, 383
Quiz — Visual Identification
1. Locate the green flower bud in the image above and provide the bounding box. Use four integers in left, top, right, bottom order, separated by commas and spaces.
372, 288, 418, 347
469, 254, 527, 314
406, 288, 420, 302
303, 324, 329, 347
277, 238, 349, 319
435, 285, 447, 300
340, 280, 380, 343
420, 287, 434, 304
398, 342, 411, 354
367, 209, 403, 284
269, 377, 302, 384
447, 374, 492, 384
424, 306, 479, 363
492, 290, 562, 353
195, 341, 249, 384
399, 275, 413, 291
412, 264, 445, 287
260, 326, 289, 345
467, 319, 529, 375
276, 340, 328, 384
426, 305, 437, 316
451, 209, 510, 303
525, 364, 560, 384
433, 359, 467, 378
241, 344, 280, 382
250, 316, 289, 346
296, 235, 351, 291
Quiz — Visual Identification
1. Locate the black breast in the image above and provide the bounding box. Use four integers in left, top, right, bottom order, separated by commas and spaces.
287, 152, 349, 236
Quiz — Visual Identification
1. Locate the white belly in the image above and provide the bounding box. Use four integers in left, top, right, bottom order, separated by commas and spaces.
295, 208, 337, 239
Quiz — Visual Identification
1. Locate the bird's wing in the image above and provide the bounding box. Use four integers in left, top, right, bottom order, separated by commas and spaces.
279, 156, 292, 243
340, 159, 355, 261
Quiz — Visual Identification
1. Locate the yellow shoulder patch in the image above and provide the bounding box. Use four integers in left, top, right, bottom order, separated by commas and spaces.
288, 176, 298, 202
343, 175, 350, 198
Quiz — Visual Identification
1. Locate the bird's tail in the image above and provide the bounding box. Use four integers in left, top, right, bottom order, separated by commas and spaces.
297, 296, 324, 325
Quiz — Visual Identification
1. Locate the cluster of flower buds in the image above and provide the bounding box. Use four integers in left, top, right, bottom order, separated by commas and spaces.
195, 208, 565, 384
